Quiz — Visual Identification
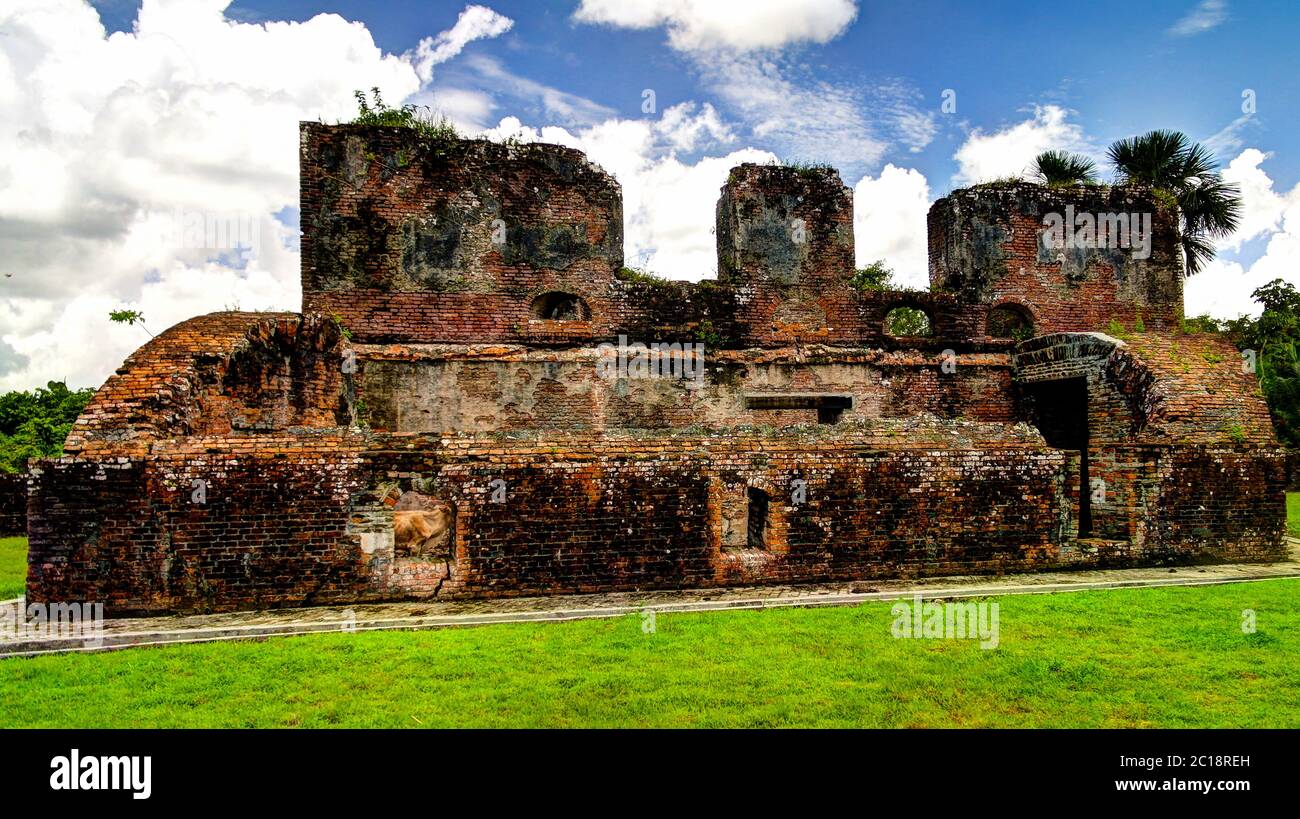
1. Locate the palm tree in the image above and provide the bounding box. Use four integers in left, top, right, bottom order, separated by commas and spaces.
1107, 130, 1241, 275
1031, 150, 1098, 186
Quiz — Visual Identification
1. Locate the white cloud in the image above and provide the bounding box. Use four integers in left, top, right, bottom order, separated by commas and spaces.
1169, 0, 1229, 37
408, 4, 512, 83
852, 165, 932, 289
0, 0, 499, 391
481, 107, 772, 279
572, 0, 925, 176
951, 105, 1094, 186
1185, 148, 1300, 319
460, 54, 616, 127
697, 54, 886, 170
573, 0, 857, 54
1216, 148, 1300, 250
1202, 112, 1258, 159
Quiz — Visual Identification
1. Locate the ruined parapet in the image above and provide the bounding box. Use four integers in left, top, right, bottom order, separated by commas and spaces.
928, 182, 1184, 335
1012, 332, 1284, 561
300, 122, 623, 343
64, 312, 352, 456
716, 164, 860, 346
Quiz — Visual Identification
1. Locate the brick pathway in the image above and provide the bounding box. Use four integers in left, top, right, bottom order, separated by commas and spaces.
4, 540, 1299, 658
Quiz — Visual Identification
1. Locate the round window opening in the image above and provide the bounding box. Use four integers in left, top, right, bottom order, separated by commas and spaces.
884, 306, 933, 337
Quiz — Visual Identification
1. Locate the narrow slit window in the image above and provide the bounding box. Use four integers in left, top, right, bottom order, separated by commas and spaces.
747, 487, 770, 549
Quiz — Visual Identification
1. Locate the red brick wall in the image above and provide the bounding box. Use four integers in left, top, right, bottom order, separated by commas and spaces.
27, 425, 1070, 614
929, 183, 1184, 334
23, 129, 1286, 615
66, 312, 351, 456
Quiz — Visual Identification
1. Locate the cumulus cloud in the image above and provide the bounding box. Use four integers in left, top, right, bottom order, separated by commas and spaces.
1184, 148, 1300, 319
852, 165, 932, 289
0, 0, 504, 391
570, 0, 923, 175
482, 106, 772, 279
572, 0, 857, 53
1169, 0, 1229, 37
951, 105, 1094, 186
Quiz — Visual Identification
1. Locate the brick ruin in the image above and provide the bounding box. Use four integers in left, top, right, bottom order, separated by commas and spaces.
23, 122, 1286, 614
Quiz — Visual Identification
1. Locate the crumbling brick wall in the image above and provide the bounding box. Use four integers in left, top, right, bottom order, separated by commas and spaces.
928, 183, 1184, 334
65, 312, 352, 456
352, 345, 1018, 432
24, 125, 1287, 615
1013, 331, 1286, 561
28, 424, 1072, 614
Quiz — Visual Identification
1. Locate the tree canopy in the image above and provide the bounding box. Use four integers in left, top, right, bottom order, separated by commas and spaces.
0, 382, 94, 473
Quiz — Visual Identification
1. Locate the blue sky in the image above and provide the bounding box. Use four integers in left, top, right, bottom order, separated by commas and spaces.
2, 1, 1298, 390
88, 0, 1298, 191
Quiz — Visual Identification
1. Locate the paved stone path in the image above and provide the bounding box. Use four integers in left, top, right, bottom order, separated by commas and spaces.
4, 540, 1299, 658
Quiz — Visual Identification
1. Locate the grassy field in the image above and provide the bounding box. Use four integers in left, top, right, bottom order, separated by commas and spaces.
2, 500, 1299, 728
0, 537, 25, 600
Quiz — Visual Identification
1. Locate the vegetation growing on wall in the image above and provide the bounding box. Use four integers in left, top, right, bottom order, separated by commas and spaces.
348, 88, 458, 142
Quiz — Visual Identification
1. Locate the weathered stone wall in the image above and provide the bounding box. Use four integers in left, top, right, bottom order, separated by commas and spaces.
28, 423, 1074, 614
929, 183, 1184, 334
0, 472, 25, 537
353, 345, 1018, 432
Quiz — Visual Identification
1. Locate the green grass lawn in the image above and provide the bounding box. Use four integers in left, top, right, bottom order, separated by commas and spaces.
0, 576, 1296, 728
1288, 492, 1300, 537
2, 515, 1299, 728
0, 537, 26, 600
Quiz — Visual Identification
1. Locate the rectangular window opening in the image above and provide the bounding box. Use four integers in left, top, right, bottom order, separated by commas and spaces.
747, 487, 770, 550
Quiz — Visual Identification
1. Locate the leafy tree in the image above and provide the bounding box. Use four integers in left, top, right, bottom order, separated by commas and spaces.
1205, 279, 1300, 447
0, 382, 94, 473
1031, 150, 1098, 186
885, 307, 932, 337
1107, 130, 1241, 275
850, 260, 895, 291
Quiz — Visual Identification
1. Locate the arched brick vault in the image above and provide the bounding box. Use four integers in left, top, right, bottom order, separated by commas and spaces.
19, 124, 1287, 615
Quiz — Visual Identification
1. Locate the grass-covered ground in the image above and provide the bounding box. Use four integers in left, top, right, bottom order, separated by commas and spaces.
0, 536, 25, 600
1, 498, 1298, 728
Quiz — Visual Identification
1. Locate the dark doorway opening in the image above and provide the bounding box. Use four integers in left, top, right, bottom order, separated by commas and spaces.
1024, 377, 1092, 536
747, 488, 770, 549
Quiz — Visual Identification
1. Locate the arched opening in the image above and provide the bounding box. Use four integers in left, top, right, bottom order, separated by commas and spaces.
530, 291, 589, 321
987, 303, 1035, 341
884, 306, 932, 338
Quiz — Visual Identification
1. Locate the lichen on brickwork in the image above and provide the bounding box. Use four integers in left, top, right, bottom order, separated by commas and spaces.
17, 124, 1287, 615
